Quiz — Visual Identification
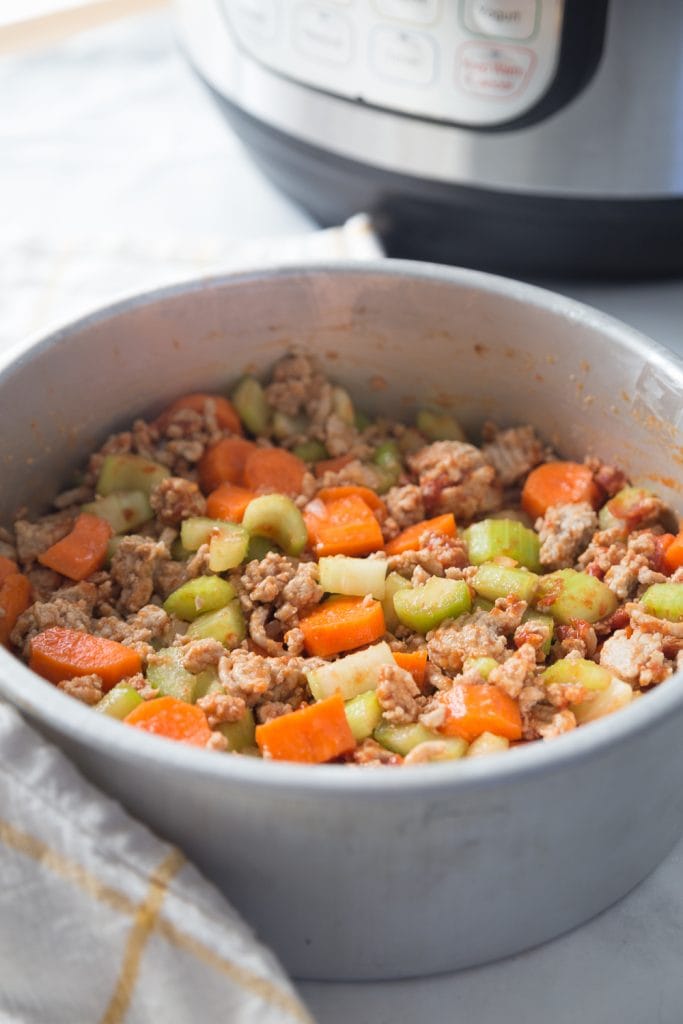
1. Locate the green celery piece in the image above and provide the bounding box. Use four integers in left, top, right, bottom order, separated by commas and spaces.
192, 667, 222, 701
187, 601, 246, 648
96, 453, 169, 496
95, 683, 142, 720
542, 657, 612, 691
171, 537, 190, 561
641, 583, 683, 622
598, 486, 676, 532
331, 386, 355, 425
146, 647, 198, 703
319, 555, 387, 600
180, 517, 250, 571
307, 642, 394, 701
105, 536, 124, 568
373, 441, 402, 489
466, 732, 510, 757
374, 720, 468, 759
354, 410, 372, 432
242, 494, 307, 556
163, 575, 236, 621
292, 440, 328, 463
464, 519, 541, 571
472, 563, 539, 604
218, 708, 256, 752
82, 490, 152, 534
572, 677, 632, 724
393, 577, 471, 634
231, 376, 271, 436
345, 691, 383, 742
271, 410, 308, 441
463, 656, 499, 680
472, 595, 494, 612
246, 535, 278, 561
382, 571, 411, 632
416, 409, 466, 442
522, 610, 554, 656
535, 569, 618, 625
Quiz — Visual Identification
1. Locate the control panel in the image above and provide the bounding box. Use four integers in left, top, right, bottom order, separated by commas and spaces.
220, 0, 566, 127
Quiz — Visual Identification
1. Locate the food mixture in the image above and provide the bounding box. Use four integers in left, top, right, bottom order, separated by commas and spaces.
2, 352, 682, 767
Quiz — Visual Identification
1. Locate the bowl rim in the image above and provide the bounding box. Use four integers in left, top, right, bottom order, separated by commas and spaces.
2, 257, 683, 797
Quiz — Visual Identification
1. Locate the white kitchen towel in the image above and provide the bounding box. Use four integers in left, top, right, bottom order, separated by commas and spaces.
0, 699, 313, 1024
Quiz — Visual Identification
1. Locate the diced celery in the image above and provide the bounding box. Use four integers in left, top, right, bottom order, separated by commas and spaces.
521, 610, 554, 656
242, 494, 307, 557
373, 441, 402, 490
354, 410, 372, 432
180, 517, 249, 571
542, 657, 612, 692
218, 708, 256, 752
598, 486, 676, 532
397, 427, 425, 456
96, 453, 169, 496
393, 578, 471, 634
319, 555, 387, 600
572, 677, 632, 724
472, 595, 494, 612
641, 583, 683, 622
292, 440, 328, 463
186, 601, 246, 648
95, 683, 143, 720
344, 691, 383, 742
192, 667, 222, 701
82, 490, 152, 534
374, 720, 467, 758
307, 641, 394, 701
464, 519, 541, 571
331, 386, 355, 425
247, 535, 278, 561
271, 410, 308, 441
535, 569, 618, 625
466, 732, 510, 757
171, 537, 190, 561
416, 409, 466, 442
472, 563, 539, 604
463, 656, 499, 680
105, 536, 124, 567
146, 647, 198, 703
231, 376, 270, 436
163, 575, 236, 621
181, 516, 237, 550
382, 571, 411, 632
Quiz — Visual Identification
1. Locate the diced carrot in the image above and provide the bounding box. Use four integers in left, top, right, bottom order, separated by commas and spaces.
384, 513, 456, 557
0, 573, 31, 646
37, 513, 112, 582
663, 532, 683, 572
521, 461, 602, 520
154, 393, 242, 435
206, 483, 257, 523
299, 595, 385, 657
255, 693, 356, 763
439, 683, 522, 743
314, 454, 354, 478
29, 627, 142, 690
0, 556, 19, 584
243, 447, 307, 496
393, 649, 428, 690
198, 436, 256, 494
317, 486, 386, 514
305, 494, 384, 557
124, 696, 212, 747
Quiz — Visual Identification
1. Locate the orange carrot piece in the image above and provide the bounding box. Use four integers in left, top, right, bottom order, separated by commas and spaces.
393, 649, 428, 690
0, 556, 19, 584
521, 461, 601, 520
0, 573, 31, 646
663, 532, 683, 572
29, 627, 142, 690
317, 485, 387, 514
299, 595, 385, 657
314, 454, 354, 478
124, 696, 212, 747
255, 693, 356, 763
198, 436, 256, 494
154, 393, 242, 435
206, 483, 257, 523
37, 513, 112, 582
384, 513, 456, 557
305, 494, 384, 557
243, 447, 308, 496
439, 683, 522, 743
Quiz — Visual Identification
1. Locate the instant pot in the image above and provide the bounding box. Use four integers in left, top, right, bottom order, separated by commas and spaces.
177, 1, 683, 277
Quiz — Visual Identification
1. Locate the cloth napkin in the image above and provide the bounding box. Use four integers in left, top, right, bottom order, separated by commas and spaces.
0, 215, 382, 1024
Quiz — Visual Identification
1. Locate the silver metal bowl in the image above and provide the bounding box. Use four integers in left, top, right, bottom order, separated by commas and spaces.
2, 262, 683, 981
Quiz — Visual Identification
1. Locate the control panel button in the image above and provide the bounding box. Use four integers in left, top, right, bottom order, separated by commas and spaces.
231, 0, 278, 40
462, 0, 538, 41
456, 42, 535, 98
374, 0, 441, 25
293, 4, 353, 64
370, 26, 436, 86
